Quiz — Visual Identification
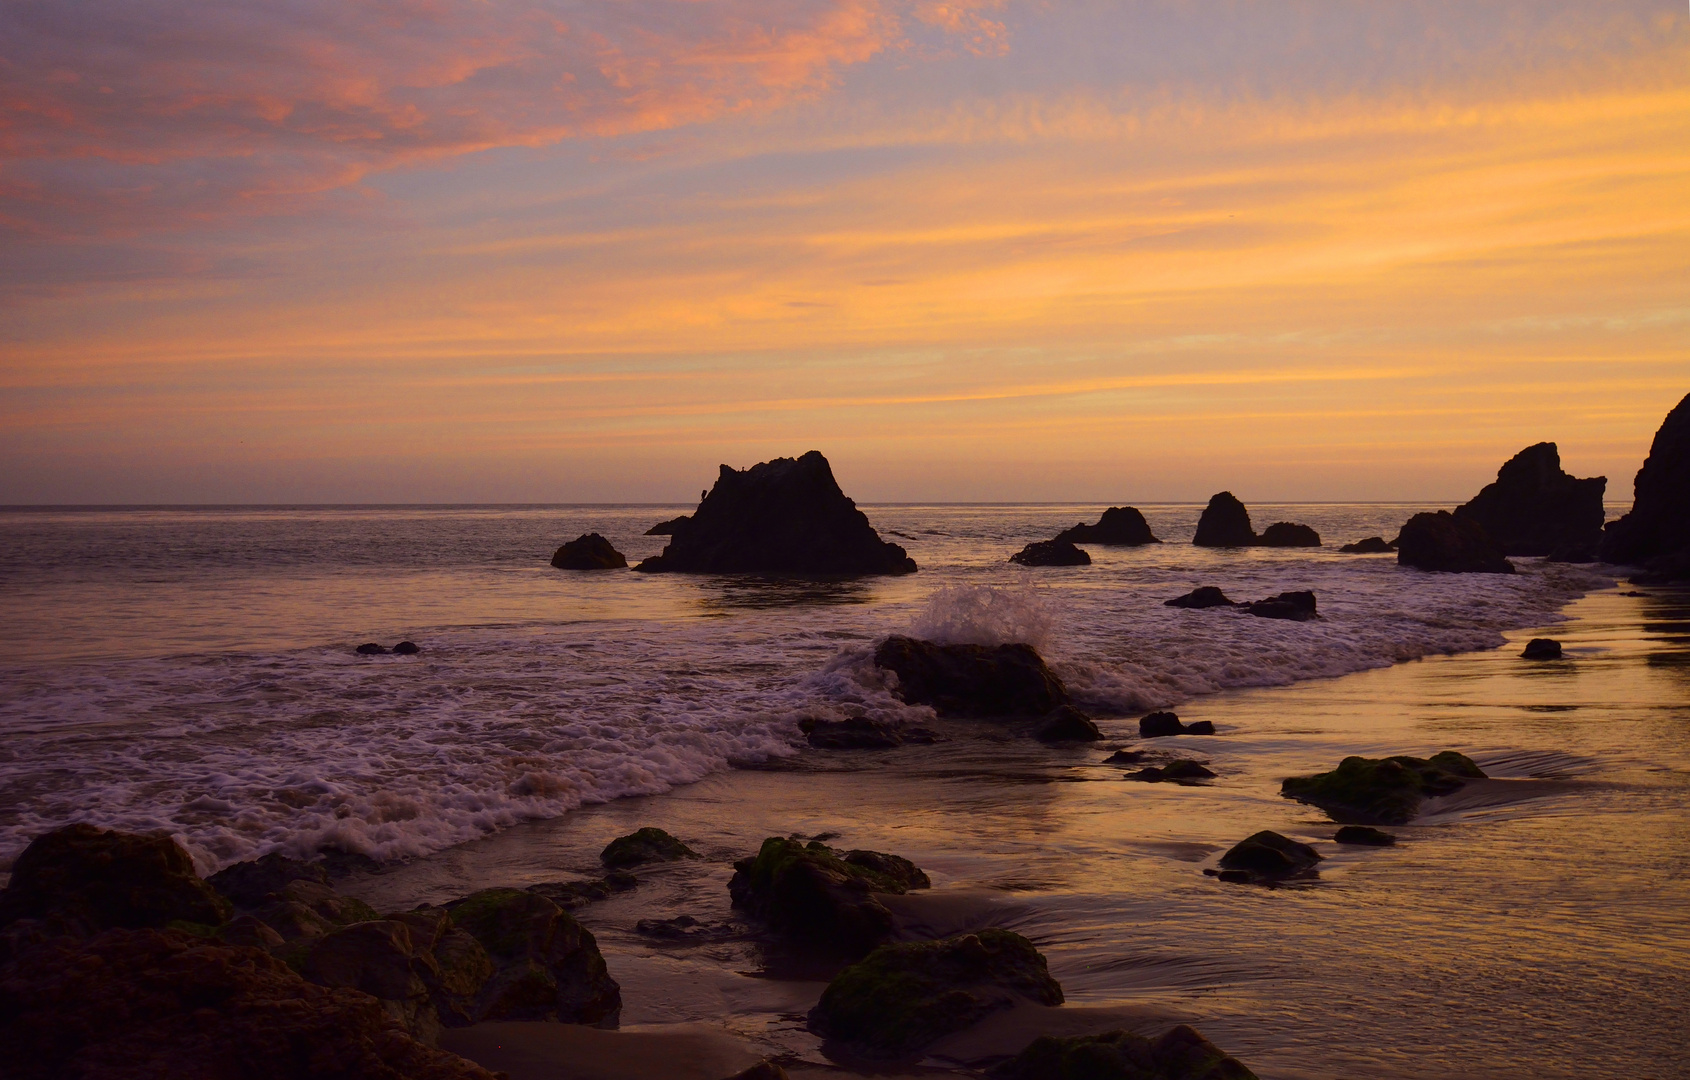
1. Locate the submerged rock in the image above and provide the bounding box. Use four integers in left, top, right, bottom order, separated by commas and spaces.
1164, 586, 1237, 609
1209, 830, 1321, 884
801, 714, 936, 749
446, 888, 621, 1026
873, 635, 1069, 718
727, 837, 928, 959
1102, 748, 1149, 764
1602, 392, 1690, 573
1034, 705, 1103, 742
355, 642, 388, 655
1454, 442, 1606, 557
393, 640, 421, 655
644, 515, 690, 535
1340, 536, 1395, 554
1257, 522, 1321, 547
1125, 759, 1214, 784
1053, 507, 1161, 546
600, 827, 697, 868
806, 929, 1063, 1061
990, 1024, 1258, 1080
1192, 492, 1257, 547
1334, 826, 1397, 846
1244, 590, 1317, 621
550, 533, 627, 570
634, 451, 916, 576
1281, 751, 1486, 825
1521, 638, 1563, 660
0, 824, 231, 934
208, 851, 331, 911
1396, 511, 1515, 574
1010, 539, 1092, 567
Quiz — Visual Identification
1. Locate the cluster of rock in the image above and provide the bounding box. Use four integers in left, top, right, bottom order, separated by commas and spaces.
1602, 392, 1690, 582
1205, 831, 1321, 885
1193, 493, 1321, 548
1163, 587, 1319, 622
1281, 751, 1486, 824
1010, 506, 1159, 567
871, 635, 1102, 742
357, 640, 421, 655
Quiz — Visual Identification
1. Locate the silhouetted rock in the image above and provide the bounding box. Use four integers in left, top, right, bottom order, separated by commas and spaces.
300, 919, 441, 1041
1034, 705, 1102, 742
1125, 759, 1215, 784
645, 515, 690, 535
1340, 536, 1395, 554
550, 533, 627, 570
1053, 507, 1161, 546
1396, 511, 1515, 574
356, 642, 388, 655
445, 888, 620, 1025
0, 824, 230, 934
1281, 751, 1486, 824
600, 827, 696, 868
1208, 830, 1321, 884
1102, 749, 1149, 764
1334, 826, 1396, 846
728, 837, 929, 959
1192, 492, 1257, 547
1257, 522, 1321, 547
1631, 548, 1690, 584
634, 451, 916, 576
1010, 539, 1091, 567
1245, 590, 1317, 621
801, 715, 936, 749
1139, 711, 1184, 737
0, 927, 499, 1080
1603, 392, 1690, 574
393, 640, 421, 655
990, 1024, 1258, 1080
208, 851, 331, 910
807, 929, 1063, 1060
873, 635, 1068, 718
1185, 720, 1216, 735
1164, 586, 1237, 609
1521, 638, 1563, 660
1453, 442, 1606, 557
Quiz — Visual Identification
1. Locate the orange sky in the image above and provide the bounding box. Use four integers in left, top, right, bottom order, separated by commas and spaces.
2, 1, 1686, 502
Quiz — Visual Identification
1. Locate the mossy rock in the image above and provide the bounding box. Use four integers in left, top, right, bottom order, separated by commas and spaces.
808, 929, 1063, 1060
446, 887, 620, 1025
600, 827, 697, 868
0, 824, 231, 933
990, 1024, 1258, 1080
1280, 752, 1485, 825
728, 837, 929, 958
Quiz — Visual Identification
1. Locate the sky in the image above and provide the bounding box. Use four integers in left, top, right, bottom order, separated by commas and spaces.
2, 1, 1686, 504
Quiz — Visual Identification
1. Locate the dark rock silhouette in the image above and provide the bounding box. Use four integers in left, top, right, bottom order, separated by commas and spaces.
1164, 586, 1237, 609
873, 636, 1068, 717
1521, 638, 1563, 660
1257, 522, 1321, 547
1053, 507, 1161, 546
1281, 751, 1485, 824
1125, 759, 1216, 784
1034, 705, 1102, 742
356, 642, 388, 655
1396, 511, 1515, 573
729, 837, 928, 959
1208, 831, 1321, 885
1245, 590, 1317, 621
1602, 392, 1690, 580
550, 533, 627, 570
800, 715, 935, 749
634, 451, 915, 575
600, 827, 696, 868
1138, 711, 1214, 737
1192, 492, 1257, 547
1340, 536, 1395, 554
1453, 442, 1606, 557
644, 515, 690, 535
0, 824, 230, 934
393, 640, 421, 655
445, 887, 621, 1025
990, 1024, 1258, 1080
299, 919, 442, 1041
1010, 539, 1091, 567
807, 929, 1062, 1060
1334, 826, 1396, 846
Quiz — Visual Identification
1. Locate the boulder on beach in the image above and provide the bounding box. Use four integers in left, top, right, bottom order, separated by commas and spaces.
1334, 826, 1396, 846
1053, 507, 1161, 546
990, 1024, 1259, 1080
873, 635, 1069, 718
806, 929, 1063, 1061
600, 827, 697, 868
551, 533, 628, 570
1281, 751, 1486, 825
1209, 830, 1321, 884
1395, 511, 1515, 574
1602, 392, 1690, 579
1192, 492, 1257, 547
800, 714, 936, 749
1257, 522, 1321, 548
1340, 536, 1395, 554
1521, 638, 1563, 660
634, 451, 916, 576
0, 927, 499, 1080
1244, 590, 1317, 621
644, 515, 690, 535
1034, 705, 1103, 742
445, 888, 621, 1026
728, 837, 929, 959
207, 851, 331, 910
299, 919, 443, 1041
0, 824, 231, 934
1164, 586, 1237, 609
1010, 539, 1091, 567
1453, 442, 1606, 558
252, 878, 380, 940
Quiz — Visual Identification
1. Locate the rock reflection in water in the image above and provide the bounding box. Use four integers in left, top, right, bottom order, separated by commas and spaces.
695, 576, 877, 611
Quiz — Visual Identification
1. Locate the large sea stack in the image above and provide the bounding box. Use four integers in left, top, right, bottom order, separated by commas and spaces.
1452, 442, 1605, 557
1396, 511, 1514, 574
1602, 392, 1690, 580
1053, 506, 1160, 545
1192, 492, 1257, 547
634, 451, 916, 575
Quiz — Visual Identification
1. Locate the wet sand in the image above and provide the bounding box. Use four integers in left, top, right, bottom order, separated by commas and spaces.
346, 586, 1690, 1080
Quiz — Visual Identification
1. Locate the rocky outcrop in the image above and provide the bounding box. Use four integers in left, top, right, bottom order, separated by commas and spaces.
1124, 759, 1215, 783
1053, 507, 1160, 546
1340, 537, 1394, 554
1602, 392, 1690, 577
1009, 540, 1091, 567
524, 873, 638, 912
1396, 511, 1515, 574
300, 919, 444, 1041
1192, 492, 1256, 547
1454, 442, 1606, 557
393, 641, 421, 655
1164, 586, 1236, 609
644, 515, 690, 535
1034, 705, 1103, 742
990, 1025, 1258, 1080
1334, 826, 1396, 846
1281, 751, 1486, 824
0, 928, 499, 1080
806, 930, 1063, 1060
800, 715, 936, 749
550, 533, 627, 570
873, 636, 1069, 718
1208, 831, 1321, 885
1139, 712, 1214, 737
1244, 590, 1317, 621
634, 451, 916, 575
728, 837, 929, 959
1257, 522, 1321, 547
600, 828, 696, 868
444, 888, 620, 1026
208, 851, 330, 910
356, 643, 389, 655
1521, 638, 1563, 660
0, 823, 231, 934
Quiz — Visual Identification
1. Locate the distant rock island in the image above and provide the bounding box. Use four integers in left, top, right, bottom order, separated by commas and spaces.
1453, 442, 1605, 558
1192, 492, 1321, 548
1053, 506, 1160, 545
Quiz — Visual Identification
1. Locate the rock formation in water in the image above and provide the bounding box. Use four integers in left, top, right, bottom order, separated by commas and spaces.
1281, 751, 1486, 824
1452, 442, 1606, 558
728, 837, 929, 959
550, 533, 627, 570
1520, 638, 1563, 660
1334, 825, 1396, 846
1244, 590, 1317, 621
1192, 492, 1257, 547
1010, 539, 1091, 566
1138, 711, 1214, 737
644, 515, 689, 535
1340, 536, 1395, 554
873, 636, 1069, 717
1052, 507, 1161, 546
1395, 511, 1515, 573
600, 828, 696, 868
0, 823, 231, 934
634, 451, 916, 575
1164, 586, 1236, 609
1207, 831, 1321, 885
990, 1024, 1259, 1080
800, 714, 936, 749
1257, 522, 1321, 547
1602, 392, 1690, 580
1034, 704, 1103, 742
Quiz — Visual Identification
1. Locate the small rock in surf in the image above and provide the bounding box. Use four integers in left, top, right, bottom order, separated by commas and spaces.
1034, 705, 1103, 742
1165, 586, 1237, 609
1395, 511, 1515, 574
1257, 522, 1321, 547
1208, 830, 1321, 884
550, 532, 627, 570
1334, 825, 1397, 846
1009, 539, 1091, 567
1052, 506, 1161, 546
873, 635, 1069, 718
1281, 751, 1486, 824
1340, 536, 1395, 553
1520, 638, 1563, 659
355, 642, 388, 655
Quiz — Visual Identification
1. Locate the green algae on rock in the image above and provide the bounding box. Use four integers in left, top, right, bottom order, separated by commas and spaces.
990, 1024, 1258, 1080
1281, 752, 1486, 824
0, 823, 231, 934
807, 929, 1063, 1061
600, 827, 697, 868
446, 887, 620, 1026
728, 837, 930, 959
